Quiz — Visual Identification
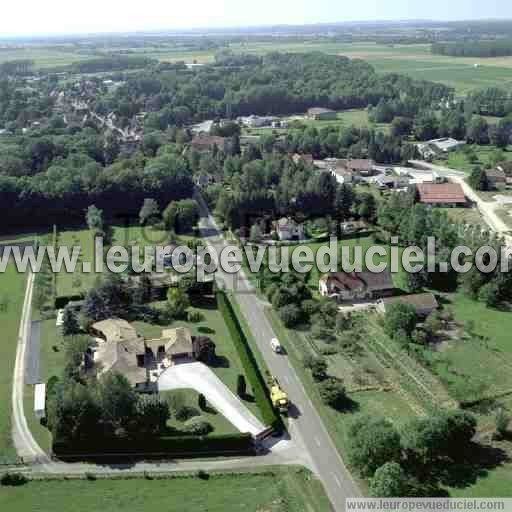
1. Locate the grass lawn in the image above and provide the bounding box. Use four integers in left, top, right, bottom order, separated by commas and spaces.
0, 263, 27, 463
0, 467, 331, 512
161, 389, 237, 435
428, 293, 512, 404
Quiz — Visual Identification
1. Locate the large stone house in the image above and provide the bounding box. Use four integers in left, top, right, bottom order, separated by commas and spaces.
319, 270, 394, 302
89, 320, 214, 391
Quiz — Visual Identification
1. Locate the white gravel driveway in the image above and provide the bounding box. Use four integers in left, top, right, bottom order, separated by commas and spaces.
158, 361, 267, 437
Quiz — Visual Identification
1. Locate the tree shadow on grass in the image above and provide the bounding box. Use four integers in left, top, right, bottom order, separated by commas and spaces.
208, 355, 230, 368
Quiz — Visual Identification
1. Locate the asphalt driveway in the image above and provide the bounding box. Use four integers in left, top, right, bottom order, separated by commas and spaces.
157, 361, 267, 437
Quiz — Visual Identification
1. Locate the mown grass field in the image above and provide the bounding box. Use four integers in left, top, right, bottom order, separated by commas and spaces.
0, 467, 331, 512
0, 262, 27, 463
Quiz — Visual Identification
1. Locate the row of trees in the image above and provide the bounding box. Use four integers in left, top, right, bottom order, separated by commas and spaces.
432, 40, 512, 58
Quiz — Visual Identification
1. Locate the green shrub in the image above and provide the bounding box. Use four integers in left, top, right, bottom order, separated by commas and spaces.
183, 418, 213, 435
1, 472, 28, 486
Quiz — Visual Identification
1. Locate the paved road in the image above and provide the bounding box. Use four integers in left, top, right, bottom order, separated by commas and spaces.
158, 361, 267, 437
25, 320, 41, 385
196, 193, 361, 511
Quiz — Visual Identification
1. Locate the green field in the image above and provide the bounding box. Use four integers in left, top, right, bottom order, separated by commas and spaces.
0, 262, 27, 463
0, 468, 331, 512
0, 47, 95, 68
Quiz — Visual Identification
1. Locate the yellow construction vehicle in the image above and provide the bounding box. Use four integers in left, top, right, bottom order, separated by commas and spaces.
270, 377, 289, 414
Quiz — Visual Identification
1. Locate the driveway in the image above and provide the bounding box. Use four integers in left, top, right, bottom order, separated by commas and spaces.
158, 361, 267, 437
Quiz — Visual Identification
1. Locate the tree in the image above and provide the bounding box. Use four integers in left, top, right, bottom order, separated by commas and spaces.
198, 393, 207, 411
370, 462, 410, 498
318, 377, 349, 410
466, 116, 489, 145
166, 287, 190, 319
348, 416, 402, 477
384, 302, 418, 340
278, 303, 302, 327
139, 198, 160, 225
99, 372, 138, 432
249, 224, 262, 243
134, 395, 170, 436
402, 410, 477, 464
163, 199, 199, 233
237, 374, 247, 398
468, 167, 489, 191
47, 378, 100, 441
86, 205, 104, 237
391, 117, 413, 138
61, 306, 80, 336
303, 355, 328, 382
494, 408, 509, 440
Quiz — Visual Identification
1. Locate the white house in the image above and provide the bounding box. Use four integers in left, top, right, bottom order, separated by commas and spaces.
275, 217, 305, 241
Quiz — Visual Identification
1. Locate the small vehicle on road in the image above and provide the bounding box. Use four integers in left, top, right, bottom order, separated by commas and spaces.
271, 337, 283, 353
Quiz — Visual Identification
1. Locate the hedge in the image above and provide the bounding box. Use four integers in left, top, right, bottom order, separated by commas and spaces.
216, 291, 282, 433
52, 433, 254, 462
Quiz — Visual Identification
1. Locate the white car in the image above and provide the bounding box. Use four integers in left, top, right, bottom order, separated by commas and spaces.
271, 338, 283, 354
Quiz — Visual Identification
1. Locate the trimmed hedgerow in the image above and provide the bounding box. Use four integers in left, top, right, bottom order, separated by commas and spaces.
216, 291, 282, 433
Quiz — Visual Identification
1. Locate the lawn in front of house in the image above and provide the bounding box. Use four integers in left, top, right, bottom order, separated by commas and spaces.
161, 389, 238, 436
0, 467, 331, 512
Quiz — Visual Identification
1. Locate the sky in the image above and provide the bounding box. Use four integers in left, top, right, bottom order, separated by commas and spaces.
0, 0, 510, 36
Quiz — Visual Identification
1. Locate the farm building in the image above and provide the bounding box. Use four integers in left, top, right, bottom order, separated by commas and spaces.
319, 270, 394, 302
416, 138, 466, 160
416, 183, 466, 207
190, 134, 226, 152
307, 107, 337, 121
377, 293, 439, 318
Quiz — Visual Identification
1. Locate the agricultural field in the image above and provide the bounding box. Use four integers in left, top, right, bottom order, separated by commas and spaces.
0, 261, 27, 463
0, 467, 331, 512
0, 47, 95, 68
